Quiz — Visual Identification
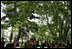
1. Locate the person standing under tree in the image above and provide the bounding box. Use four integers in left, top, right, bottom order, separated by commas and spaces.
1, 37, 5, 48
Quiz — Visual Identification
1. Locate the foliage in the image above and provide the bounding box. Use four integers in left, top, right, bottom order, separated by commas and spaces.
1, 1, 71, 43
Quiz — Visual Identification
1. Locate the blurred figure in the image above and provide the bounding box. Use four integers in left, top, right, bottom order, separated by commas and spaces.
44, 40, 48, 48
36, 40, 40, 48
47, 42, 50, 48
53, 42, 59, 48
27, 40, 32, 48
49, 41, 52, 48
58, 42, 62, 48
1, 37, 5, 48
13, 39, 19, 48
41, 41, 45, 48
24, 41, 27, 48
66, 40, 71, 48
33, 40, 37, 48
16, 43, 20, 48
5, 43, 14, 48
52, 42, 55, 48
30, 38, 36, 48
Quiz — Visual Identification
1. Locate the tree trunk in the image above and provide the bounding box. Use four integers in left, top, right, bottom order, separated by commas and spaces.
58, 26, 62, 39
10, 27, 13, 42
9, 2, 17, 43
21, 37, 23, 48
59, 24, 63, 40
46, 14, 56, 36
17, 26, 21, 42
62, 17, 70, 41
10, 32, 13, 42
63, 24, 70, 41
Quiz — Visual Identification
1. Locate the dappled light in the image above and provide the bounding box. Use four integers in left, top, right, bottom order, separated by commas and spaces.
1, 1, 71, 48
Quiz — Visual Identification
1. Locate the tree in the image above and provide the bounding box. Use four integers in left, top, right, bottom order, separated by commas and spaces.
34, 1, 71, 42
1, 1, 71, 43
1, 1, 40, 43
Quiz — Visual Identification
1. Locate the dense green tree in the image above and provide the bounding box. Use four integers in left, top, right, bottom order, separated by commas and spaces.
1, 1, 40, 43
1, 1, 71, 43
32, 1, 71, 42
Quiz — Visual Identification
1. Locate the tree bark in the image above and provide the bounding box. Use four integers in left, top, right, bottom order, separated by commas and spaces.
63, 24, 70, 41
9, 2, 17, 43
62, 17, 70, 41
17, 26, 21, 42
10, 25, 14, 42
10, 31, 13, 42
